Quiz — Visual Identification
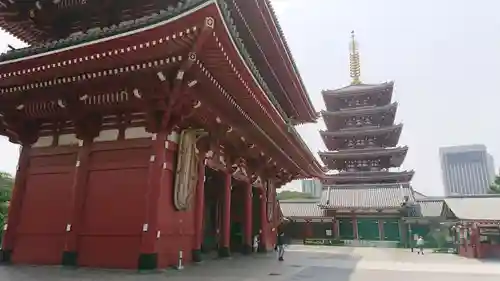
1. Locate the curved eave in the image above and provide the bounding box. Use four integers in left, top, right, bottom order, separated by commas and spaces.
0, 18, 39, 45
319, 146, 408, 159
211, 2, 323, 178
212, 0, 322, 176
319, 146, 408, 170
0, 2, 319, 179
320, 124, 403, 150
198, 3, 323, 178
321, 103, 398, 132
322, 170, 415, 184
320, 123, 403, 138
321, 102, 398, 118
0, 1, 321, 178
261, 0, 317, 123
322, 82, 394, 112
0, 0, 317, 124
288, 126, 325, 177
322, 81, 394, 96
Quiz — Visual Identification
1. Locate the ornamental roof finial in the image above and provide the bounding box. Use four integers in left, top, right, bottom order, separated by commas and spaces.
349, 30, 362, 85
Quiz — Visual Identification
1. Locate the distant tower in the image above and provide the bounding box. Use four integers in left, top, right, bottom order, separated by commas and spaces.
319, 31, 414, 187
301, 179, 322, 198
349, 31, 362, 85
440, 144, 495, 195
317, 32, 415, 243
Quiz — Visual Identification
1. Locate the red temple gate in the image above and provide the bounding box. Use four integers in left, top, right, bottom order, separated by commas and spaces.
0, 0, 323, 270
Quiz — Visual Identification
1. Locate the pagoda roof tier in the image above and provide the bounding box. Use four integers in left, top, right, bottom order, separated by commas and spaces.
322, 82, 394, 112
319, 146, 408, 171
321, 170, 414, 185
320, 124, 403, 151
0, 2, 323, 179
0, 0, 317, 124
319, 183, 415, 211
321, 102, 397, 132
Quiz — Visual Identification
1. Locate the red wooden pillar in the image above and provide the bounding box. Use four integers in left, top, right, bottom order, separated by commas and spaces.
352, 216, 359, 240
61, 138, 92, 266
192, 159, 206, 262
242, 181, 253, 255
471, 226, 480, 258
218, 170, 231, 258
258, 189, 268, 252
306, 221, 313, 238
138, 132, 167, 270
378, 219, 385, 240
1, 145, 31, 262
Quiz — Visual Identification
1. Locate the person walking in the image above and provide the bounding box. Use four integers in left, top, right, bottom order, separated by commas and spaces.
253, 234, 259, 253
416, 236, 425, 255
276, 230, 286, 261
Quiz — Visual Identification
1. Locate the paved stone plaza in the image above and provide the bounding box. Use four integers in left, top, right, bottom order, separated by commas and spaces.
0, 246, 499, 281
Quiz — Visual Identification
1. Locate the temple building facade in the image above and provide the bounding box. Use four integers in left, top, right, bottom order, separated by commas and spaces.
0, 0, 324, 270
316, 32, 415, 247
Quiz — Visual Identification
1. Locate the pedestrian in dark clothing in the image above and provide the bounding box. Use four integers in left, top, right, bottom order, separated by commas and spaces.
276, 231, 286, 261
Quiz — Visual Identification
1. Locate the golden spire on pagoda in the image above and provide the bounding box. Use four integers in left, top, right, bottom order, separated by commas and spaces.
349, 30, 362, 85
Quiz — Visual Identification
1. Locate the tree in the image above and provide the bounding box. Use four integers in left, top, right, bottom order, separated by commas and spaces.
0, 172, 13, 242
277, 191, 315, 201
489, 174, 500, 194
428, 222, 451, 249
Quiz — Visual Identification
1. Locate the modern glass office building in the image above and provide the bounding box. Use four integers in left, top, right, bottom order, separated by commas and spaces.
440, 145, 495, 195
301, 179, 323, 198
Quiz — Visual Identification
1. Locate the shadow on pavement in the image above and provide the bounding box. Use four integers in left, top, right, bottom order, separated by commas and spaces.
0, 249, 362, 281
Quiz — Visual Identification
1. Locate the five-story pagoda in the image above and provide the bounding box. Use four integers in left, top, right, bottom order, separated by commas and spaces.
318, 32, 415, 246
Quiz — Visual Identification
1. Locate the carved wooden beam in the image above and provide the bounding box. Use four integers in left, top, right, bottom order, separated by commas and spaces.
2, 114, 40, 145
144, 17, 214, 133
0, 114, 19, 142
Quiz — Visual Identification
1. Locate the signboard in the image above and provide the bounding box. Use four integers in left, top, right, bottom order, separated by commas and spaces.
326, 230, 332, 236
303, 238, 342, 246
266, 180, 274, 223
479, 227, 500, 236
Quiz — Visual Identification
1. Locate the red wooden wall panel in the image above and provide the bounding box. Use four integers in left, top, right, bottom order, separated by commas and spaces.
80, 168, 147, 235
12, 151, 76, 265
77, 140, 150, 268
157, 149, 195, 268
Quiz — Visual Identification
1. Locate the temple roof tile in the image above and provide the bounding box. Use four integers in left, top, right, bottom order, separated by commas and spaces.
408, 199, 445, 218
319, 183, 415, 210
279, 199, 325, 218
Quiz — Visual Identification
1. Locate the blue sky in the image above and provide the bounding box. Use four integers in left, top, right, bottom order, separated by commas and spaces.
1, 0, 500, 196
